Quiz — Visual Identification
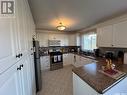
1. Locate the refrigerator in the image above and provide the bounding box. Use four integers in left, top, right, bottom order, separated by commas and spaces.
33, 40, 42, 92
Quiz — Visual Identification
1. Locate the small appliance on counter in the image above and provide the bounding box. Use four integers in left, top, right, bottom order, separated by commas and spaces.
50, 52, 63, 71
105, 51, 114, 60
94, 49, 100, 57
117, 51, 124, 64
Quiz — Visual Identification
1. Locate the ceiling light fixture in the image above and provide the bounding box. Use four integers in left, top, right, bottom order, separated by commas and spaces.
56, 22, 66, 31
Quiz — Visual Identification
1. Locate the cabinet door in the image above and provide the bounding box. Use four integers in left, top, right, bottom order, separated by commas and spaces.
68, 53, 74, 64
40, 56, 50, 70
76, 55, 80, 64
0, 62, 21, 95
19, 58, 30, 95
113, 20, 127, 48
63, 54, 68, 65
0, 18, 18, 74
81, 57, 93, 65
97, 25, 113, 47
16, 0, 28, 55
68, 34, 76, 46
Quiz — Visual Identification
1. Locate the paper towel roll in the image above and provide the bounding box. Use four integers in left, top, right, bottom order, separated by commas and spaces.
124, 52, 127, 64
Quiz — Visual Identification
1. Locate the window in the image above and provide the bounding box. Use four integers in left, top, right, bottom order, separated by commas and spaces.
82, 33, 97, 51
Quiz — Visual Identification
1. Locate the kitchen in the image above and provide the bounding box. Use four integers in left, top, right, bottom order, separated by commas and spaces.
1, 0, 127, 95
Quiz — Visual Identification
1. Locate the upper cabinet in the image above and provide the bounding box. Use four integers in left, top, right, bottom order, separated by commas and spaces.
97, 25, 113, 47
0, 0, 35, 74
97, 20, 127, 48
37, 32, 80, 47
113, 20, 127, 48
68, 33, 80, 46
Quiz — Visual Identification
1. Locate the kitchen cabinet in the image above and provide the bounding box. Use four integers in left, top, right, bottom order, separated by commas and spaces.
63, 53, 75, 66
63, 54, 69, 66
0, 55, 33, 95
48, 34, 68, 46
0, 61, 21, 95
40, 56, 50, 70
97, 20, 127, 48
75, 55, 81, 64
0, 0, 36, 95
73, 73, 98, 95
80, 56, 93, 65
37, 32, 80, 47
97, 25, 113, 47
73, 55, 94, 67
68, 33, 80, 46
73, 72, 127, 95
68, 34, 76, 46
113, 20, 127, 48
68, 53, 75, 65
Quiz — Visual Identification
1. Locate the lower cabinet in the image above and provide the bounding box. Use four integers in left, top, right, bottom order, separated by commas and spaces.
63, 54, 69, 66
73, 55, 94, 67
0, 61, 21, 95
73, 73, 98, 95
40, 56, 50, 70
63, 53, 75, 66
0, 55, 35, 95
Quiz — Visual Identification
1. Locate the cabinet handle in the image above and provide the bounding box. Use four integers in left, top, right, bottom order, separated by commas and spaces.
20, 64, 24, 68
20, 53, 23, 57
16, 54, 20, 58
17, 66, 21, 70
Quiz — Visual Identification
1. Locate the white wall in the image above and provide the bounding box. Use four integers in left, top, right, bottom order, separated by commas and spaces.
37, 30, 80, 47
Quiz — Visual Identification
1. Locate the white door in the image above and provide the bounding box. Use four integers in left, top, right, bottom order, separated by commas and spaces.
76, 55, 80, 64
63, 54, 69, 65
0, 18, 18, 74
19, 58, 30, 95
97, 25, 113, 47
113, 20, 127, 48
68, 53, 74, 65
0, 62, 21, 95
16, 0, 28, 55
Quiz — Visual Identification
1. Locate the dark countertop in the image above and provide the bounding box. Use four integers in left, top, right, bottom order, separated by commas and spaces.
72, 61, 127, 94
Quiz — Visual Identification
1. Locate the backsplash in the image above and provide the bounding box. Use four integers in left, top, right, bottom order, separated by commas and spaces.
39, 46, 81, 56
99, 47, 127, 57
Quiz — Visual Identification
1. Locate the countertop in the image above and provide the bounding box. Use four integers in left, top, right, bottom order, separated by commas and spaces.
72, 60, 127, 94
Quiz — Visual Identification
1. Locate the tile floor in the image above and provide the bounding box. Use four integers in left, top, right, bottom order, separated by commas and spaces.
39, 65, 73, 95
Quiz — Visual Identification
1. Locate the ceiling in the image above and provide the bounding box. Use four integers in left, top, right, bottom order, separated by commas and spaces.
28, 0, 127, 32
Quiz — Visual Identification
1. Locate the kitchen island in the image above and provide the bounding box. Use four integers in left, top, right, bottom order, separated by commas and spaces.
72, 61, 127, 95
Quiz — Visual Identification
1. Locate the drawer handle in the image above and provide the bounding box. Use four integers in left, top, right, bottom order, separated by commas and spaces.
20, 64, 24, 68
16, 54, 20, 58
20, 53, 23, 57
17, 66, 21, 70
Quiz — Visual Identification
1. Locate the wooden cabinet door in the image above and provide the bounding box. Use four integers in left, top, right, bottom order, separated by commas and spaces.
97, 25, 113, 47
113, 20, 127, 48
0, 62, 21, 95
